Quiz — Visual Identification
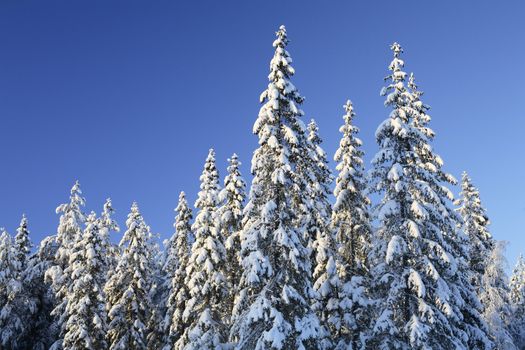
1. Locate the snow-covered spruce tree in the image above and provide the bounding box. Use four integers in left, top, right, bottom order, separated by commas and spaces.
306, 118, 334, 350
20, 235, 60, 349
62, 212, 109, 349
455, 172, 515, 347
316, 100, 372, 349
163, 192, 193, 350
176, 149, 229, 350
105, 202, 154, 350
0, 216, 35, 348
455, 171, 494, 289
45, 180, 87, 349
163, 191, 194, 349
14, 214, 32, 272
409, 75, 491, 349
332, 101, 371, 272
368, 42, 490, 349
310, 215, 339, 350
217, 153, 246, 324
509, 255, 525, 348
306, 119, 332, 272
0, 228, 25, 348
231, 25, 322, 350
147, 231, 165, 350
478, 241, 516, 349
99, 198, 120, 275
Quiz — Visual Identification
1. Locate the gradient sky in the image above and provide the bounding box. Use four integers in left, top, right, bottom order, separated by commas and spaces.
1, 1, 523, 268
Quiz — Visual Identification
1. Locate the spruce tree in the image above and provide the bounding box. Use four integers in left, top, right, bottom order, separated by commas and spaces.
176, 149, 228, 350
306, 119, 332, 273
217, 153, 246, 323
45, 180, 86, 349
0, 216, 36, 348
509, 255, 525, 348
14, 214, 32, 272
323, 100, 372, 349
21, 236, 60, 349
478, 241, 516, 349
0, 229, 25, 348
408, 76, 491, 348
62, 212, 109, 349
311, 213, 340, 350
231, 25, 322, 350
99, 198, 120, 274
105, 202, 154, 350
455, 172, 494, 288
455, 173, 515, 347
163, 191, 194, 349
368, 43, 490, 349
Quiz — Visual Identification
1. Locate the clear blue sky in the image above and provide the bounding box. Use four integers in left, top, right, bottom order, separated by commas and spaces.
1, 1, 523, 267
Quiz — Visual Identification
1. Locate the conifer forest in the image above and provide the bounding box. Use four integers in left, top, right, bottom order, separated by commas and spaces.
1, 25, 524, 350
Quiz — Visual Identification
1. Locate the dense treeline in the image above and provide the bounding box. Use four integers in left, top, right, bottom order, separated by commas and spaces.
1, 25, 524, 350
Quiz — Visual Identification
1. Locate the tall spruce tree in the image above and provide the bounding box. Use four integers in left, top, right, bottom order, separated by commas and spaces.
163, 191, 194, 349
217, 153, 247, 324
62, 212, 109, 349
176, 149, 228, 350
105, 203, 154, 350
231, 25, 322, 350
410, 80, 492, 349
45, 180, 87, 349
368, 43, 490, 349
509, 255, 525, 348
323, 100, 372, 349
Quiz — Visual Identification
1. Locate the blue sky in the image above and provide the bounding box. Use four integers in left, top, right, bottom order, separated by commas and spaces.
0, 1, 523, 267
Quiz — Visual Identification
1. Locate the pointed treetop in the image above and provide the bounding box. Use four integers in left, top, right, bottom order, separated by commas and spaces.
274, 25, 288, 47
344, 99, 354, 114
343, 100, 356, 125
15, 214, 30, 238
130, 201, 140, 214
387, 42, 406, 84
391, 42, 403, 56
206, 148, 215, 161
103, 198, 114, 214
18, 214, 28, 230
228, 153, 240, 167
70, 180, 84, 202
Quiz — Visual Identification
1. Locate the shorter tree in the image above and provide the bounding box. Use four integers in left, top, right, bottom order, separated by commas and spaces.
105, 203, 154, 350
0, 229, 24, 348
177, 149, 228, 350
163, 191, 194, 349
509, 255, 525, 348
479, 241, 516, 349
217, 153, 246, 323
63, 212, 109, 349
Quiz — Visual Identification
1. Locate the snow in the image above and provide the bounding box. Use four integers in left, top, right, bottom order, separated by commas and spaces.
386, 235, 406, 264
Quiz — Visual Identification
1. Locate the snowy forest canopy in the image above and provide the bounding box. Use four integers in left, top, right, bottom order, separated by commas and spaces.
1, 25, 524, 350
